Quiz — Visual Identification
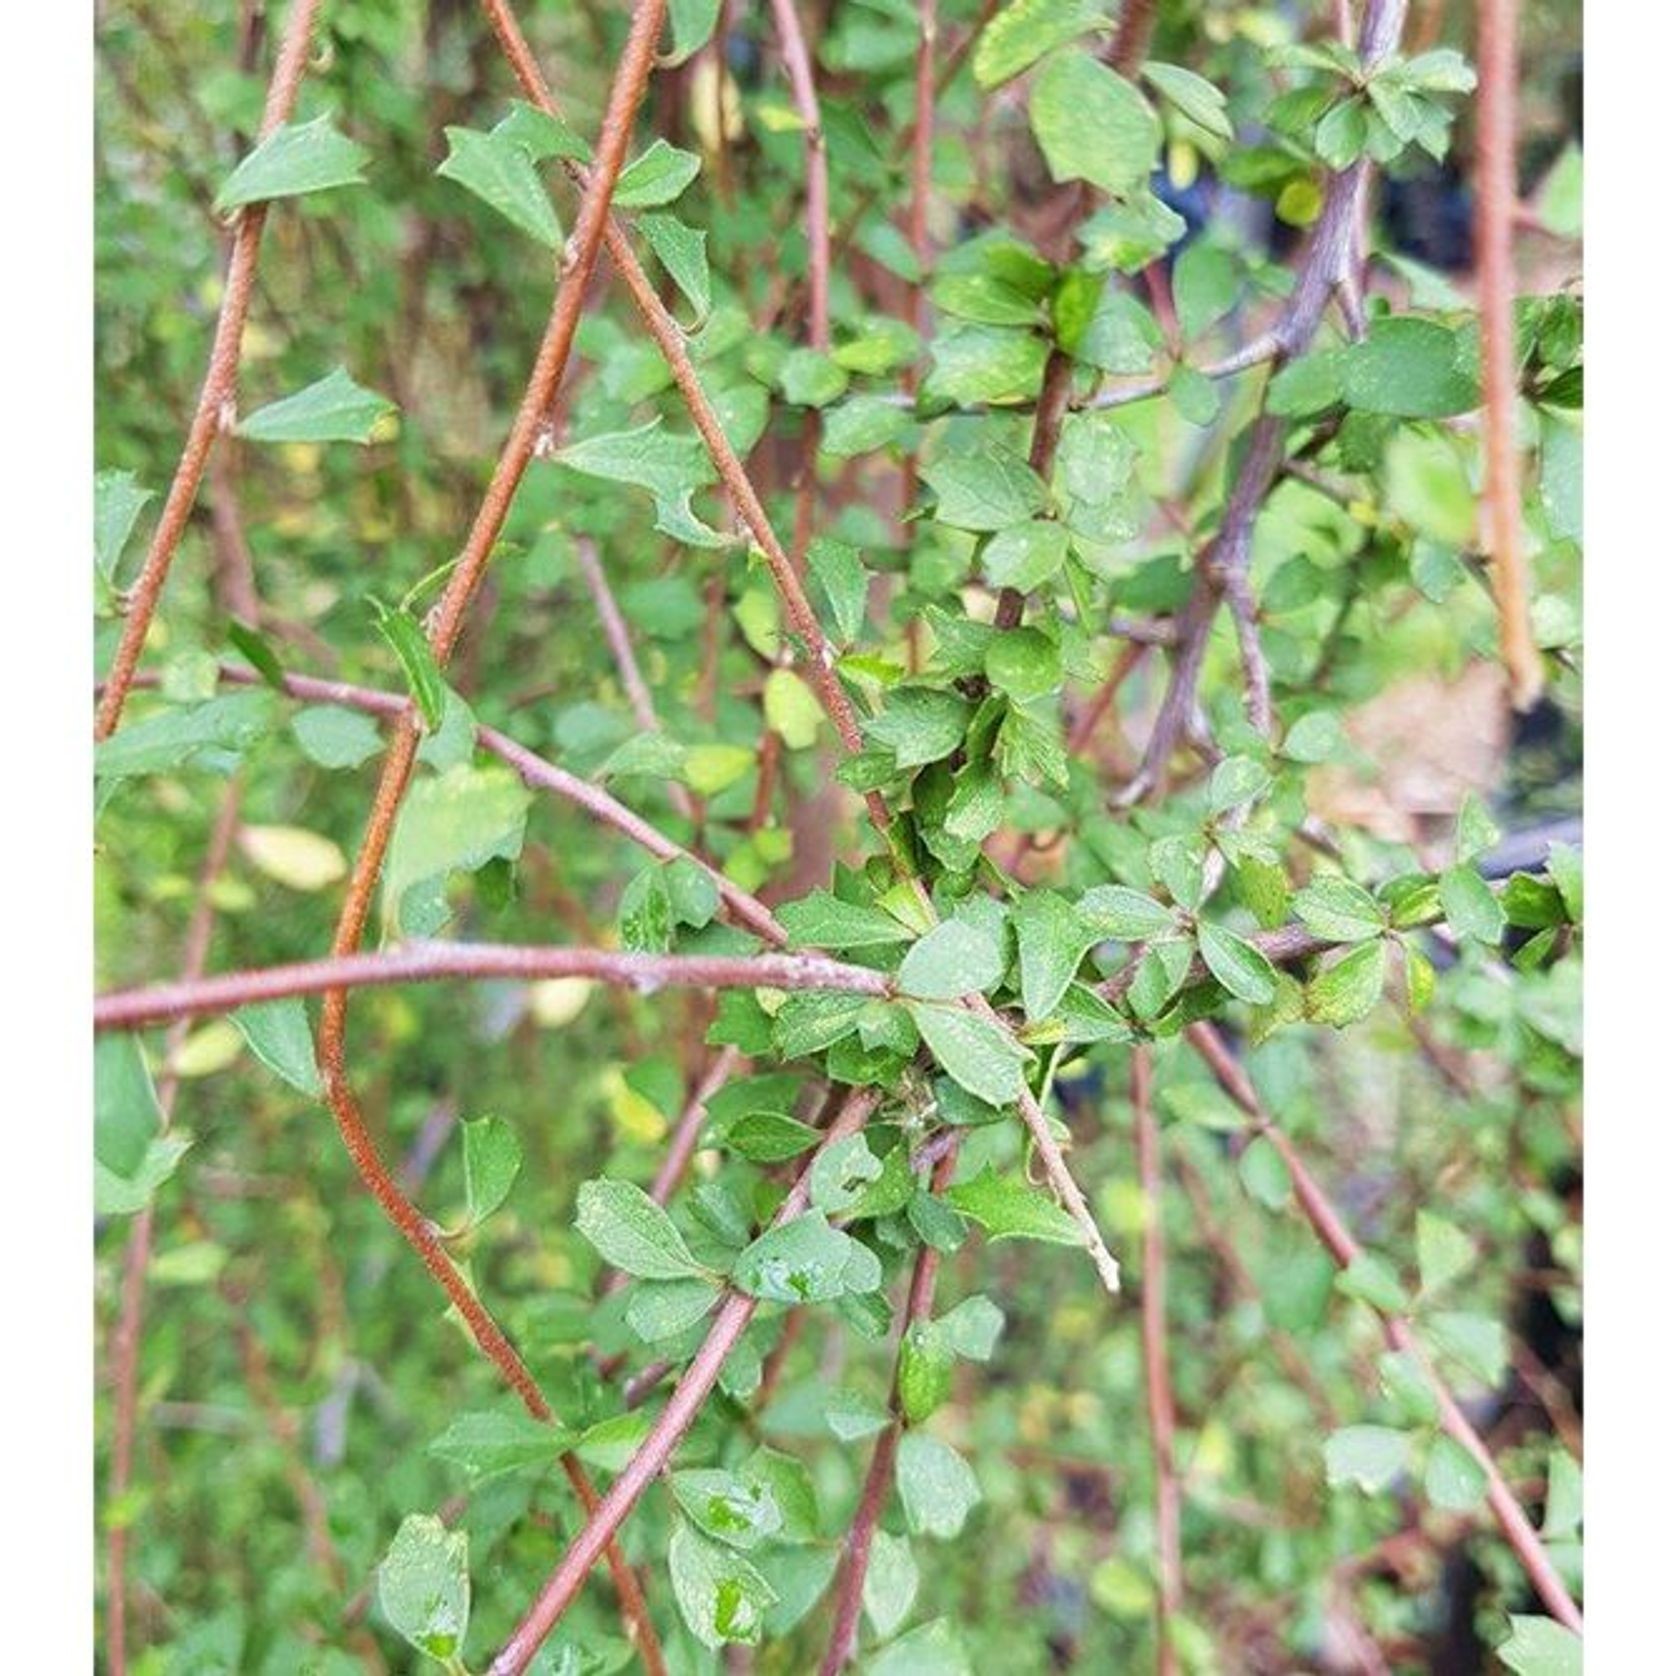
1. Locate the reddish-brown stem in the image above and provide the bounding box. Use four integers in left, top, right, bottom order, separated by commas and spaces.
490, 1090, 881, 1673
1184, 1022, 1583, 1635
105, 783, 243, 1676
1131, 1048, 1182, 1673
994, 348, 1076, 631
819, 1146, 961, 1675
1477, 0, 1542, 709
909, 0, 937, 279
768, 0, 830, 353
99, 945, 890, 1032
95, 0, 323, 740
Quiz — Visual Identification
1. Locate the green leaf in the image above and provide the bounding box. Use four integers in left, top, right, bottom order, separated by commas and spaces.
95, 1035, 190, 1216
973, 0, 1107, 89
862, 1530, 919, 1640
558, 420, 723, 548
780, 890, 912, 951
1237, 1136, 1292, 1210
95, 470, 152, 582
869, 1619, 974, 1676
1342, 318, 1480, 418
1497, 1617, 1583, 1676
384, 765, 531, 930
1305, 941, 1386, 1027
898, 1320, 956, 1423
1336, 1252, 1409, 1314
923, 325, 1049, 406
1455, 792, 1501, 863
1197, 922, 1279, 1005
1293, 878, 1385, 943
619, 866, 673, 954
779, 348, 849, 408
922, 443, 1047, 532
1547, 842, 1583, 922
981, 520, 1069, 592
641, 214, 710, 322
231, 999, 322, 1097
1417, 1211, 1476, 1297
1426, 1311, 1508, 1388
863, 688, 972, 769
807, 539, 869, 644
626, 1277, 721, 1342
615, 139, 701, 208
369, 599, 446, 731
428, 1411, 568, 1482
896, 1433, 981, 1538
899, 920, 1005, 1001
1172, 239, 1240, 341
1013, 891, 1095, 1022
733, 1212, 858, 1303
908, 1005, 1028, 1107
463, 1116, 522, 1225
663, 0, 723, 66
491, 101, 591, 164
575, 1178, 708, 1280
823, 394, 914, 458
810, 1132, 885, 1215
984, 629, 1061, 702
438, 125, 562, 247
946, 1165, 1082, 1246
668, 1520, 775, 1648
95, 692, 278, 780
1324, 1425, 1411, 1493
1280, 709, 1342, 763
376, 1514, 470, 1661
1029, 51, 1161, 198
1424, 1434, 1488, 1511
938, 1295, 1005, 1361
1141, 61, 1234, 140
1440, 864, 1507, 945
239, 367, 395, 445
1078, 884, 1177, 941
672, 1468, 783, 1552
214, 115, 369, 213
724, 1111, 823, 1163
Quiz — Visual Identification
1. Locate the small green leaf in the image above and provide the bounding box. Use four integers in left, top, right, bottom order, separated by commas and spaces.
558, 420, 723, 548
575, 1178, 708, 1280
869, 1619, 974, 1676
1141, 61, 1234, 140
369, 599, 445, 731
945, 1165, 1082, 1246
1293, 877, 1386, 943
862, 1529, 919, 1639
810, 1132, 884, 1215
492, 100, 591, 163
863, 688, 972, 770
95, 470, 152, 582
973, 0, 1107, 88
1440, 865, 1506, 945
1424, 1435, 1488, 1511
1237, 1136, 1292, 1210
1417, 1211, 1476, 1297
626, 1276, 721, 1342
668, 1520, 776, 1648
438, 124, 563, 247
1206, 753, 1270, 814
779, 348, 849, 409
1078, 884, 1177, 941
376, 1514, 470, 1660
898, 1320, 956, 1423
733, 1212, 856, 1303
1305, 941, 1387, 1027
908, 1005, 1028, 1107
215, 115, 369, 213
938, 1295, 1005, 1361
428, 1411, 568, 1482
238, 367, 396, 444
232, 999, 322, 1097
615, 139, 701, 208
1029, 50, 1161, 198
724, 1111, 823, 1163
463, 1116, 522, 1225
384, 764, 531, 929
780, 890, 912, 951
1013, 891, 1095, 1022
663, 0, 723, 66
896, 1433, 981, 1538
671, 1468, 783, 1552
641, 213, 710, 320
1336, 1252, 1409, 1314
899, 920, 1005, 1001
807, 539, 869, 645
1341, 318, 1480, 418
922, 443, 1047, 532
1196, 922, 1279, 1005
981, 520, 1069, 592
1324, 1425, 1411, 1493
1280, 710, 1342, 763
1497, 1616, 1583, 1676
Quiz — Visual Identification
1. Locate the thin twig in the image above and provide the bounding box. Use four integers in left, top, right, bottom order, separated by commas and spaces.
97, 945, 891, 1032
1185, 1022, 1583, 1635
1477, 0, 1543, 709
95, 0, 323, 739
1131, 1048, 1183, 1672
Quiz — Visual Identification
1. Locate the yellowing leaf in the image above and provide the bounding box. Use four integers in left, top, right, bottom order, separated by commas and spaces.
238, 824, 348, 892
